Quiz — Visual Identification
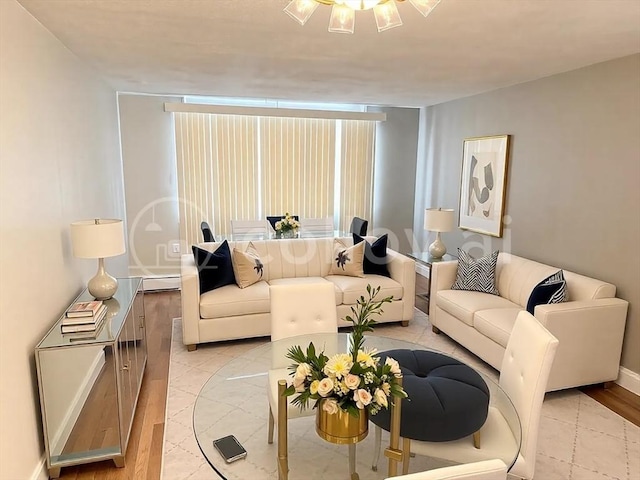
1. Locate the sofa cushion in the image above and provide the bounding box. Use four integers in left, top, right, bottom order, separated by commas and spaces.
325, 274, 403, 305
192, 241, 236, 294
232, 242, 264, 289
353, 233, 390, 277
329, 239, 365, 277
474, 308, 522, 348
200, 280, 270, 319
436, 290, 520, 327
451, 249, 500, 295
268, 276, 342, 305
526, 270, 567, 314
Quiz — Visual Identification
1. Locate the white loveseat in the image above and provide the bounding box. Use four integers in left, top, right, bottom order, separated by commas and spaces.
429, 253, 628, 391
181, 237, 416, 349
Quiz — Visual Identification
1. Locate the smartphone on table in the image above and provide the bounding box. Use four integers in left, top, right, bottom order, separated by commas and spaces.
213, 435, 247, 463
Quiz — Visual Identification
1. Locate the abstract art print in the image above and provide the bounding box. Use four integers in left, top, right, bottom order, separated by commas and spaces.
458, 135, 511, 237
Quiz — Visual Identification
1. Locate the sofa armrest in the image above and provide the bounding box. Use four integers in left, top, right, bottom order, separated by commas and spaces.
430, 260, 458, 293
428, 260, 458, 315
181, 254, 201, 346
386, 250, 416, 321
535, 298, 629, 390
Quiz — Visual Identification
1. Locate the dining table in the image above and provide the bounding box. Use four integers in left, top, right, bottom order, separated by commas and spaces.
193, 333, 521, 480
220, 230, 350, 242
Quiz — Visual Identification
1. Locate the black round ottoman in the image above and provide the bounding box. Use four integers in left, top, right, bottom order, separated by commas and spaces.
372, 349, 490, 442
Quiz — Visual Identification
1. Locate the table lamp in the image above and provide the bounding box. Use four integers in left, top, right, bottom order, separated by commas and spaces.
70, 219, 125, 300
424, 208, 454, 259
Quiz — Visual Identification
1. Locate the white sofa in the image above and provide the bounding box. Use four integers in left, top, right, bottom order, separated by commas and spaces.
429, 253, 628, 391
181, 237, 416, 349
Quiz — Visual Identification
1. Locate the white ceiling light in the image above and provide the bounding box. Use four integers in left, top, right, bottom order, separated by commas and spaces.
284, 0, 441, 33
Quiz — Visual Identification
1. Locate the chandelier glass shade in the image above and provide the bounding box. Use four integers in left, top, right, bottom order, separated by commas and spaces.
284, 0, 441, 33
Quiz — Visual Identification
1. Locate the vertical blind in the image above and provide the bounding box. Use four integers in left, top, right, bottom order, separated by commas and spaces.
174, 112, 375, 242
339, 120, 375, 232
259, 117, 336, 221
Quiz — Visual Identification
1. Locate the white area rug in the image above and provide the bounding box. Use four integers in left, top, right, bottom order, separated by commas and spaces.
162, 310, 639, 480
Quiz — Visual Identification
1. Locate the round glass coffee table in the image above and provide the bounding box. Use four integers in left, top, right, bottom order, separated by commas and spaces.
193, 333, 521, 480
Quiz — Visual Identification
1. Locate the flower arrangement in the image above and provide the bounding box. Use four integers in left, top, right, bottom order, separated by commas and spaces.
275, 212, 300, 234
283, 285, 407, 418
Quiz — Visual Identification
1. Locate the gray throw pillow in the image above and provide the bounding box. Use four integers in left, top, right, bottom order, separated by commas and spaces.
451, 249, 500, 295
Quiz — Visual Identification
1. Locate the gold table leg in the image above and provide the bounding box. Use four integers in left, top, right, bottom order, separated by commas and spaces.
384, 377, 403, 478
277, 380, 288, 480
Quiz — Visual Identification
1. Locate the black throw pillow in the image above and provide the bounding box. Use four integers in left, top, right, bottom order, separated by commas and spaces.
192, 241, 236, 294
353, 233, 390, 277
526, 270, 567, 314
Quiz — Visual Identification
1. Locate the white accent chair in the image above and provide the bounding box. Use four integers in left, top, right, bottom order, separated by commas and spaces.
401, 311, 558, 480
230, 219, 269, 239
300, 217, 334, 235
267, 282, 338, 478
385, 459, 507, 480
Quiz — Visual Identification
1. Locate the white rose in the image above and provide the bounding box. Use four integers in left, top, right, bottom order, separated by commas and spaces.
385, 357, 402, 377
293, 374, 306, 393
296, 363, 312, 378
374, 388, 388, 408
344, 374, 360, 390
353, 388, 372, 409
317, 377, 334, 397
322, 398, 339, 415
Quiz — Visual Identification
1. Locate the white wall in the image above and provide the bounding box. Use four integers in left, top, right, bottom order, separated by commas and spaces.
119, 94, 182, 278
369, 107, 420, 253
414, 54, 640, 375
0, 1, 127, 478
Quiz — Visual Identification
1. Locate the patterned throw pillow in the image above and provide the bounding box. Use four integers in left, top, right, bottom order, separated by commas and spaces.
232, 242, 265, 289
329, 239, 365, 277
353, 233, 390, 277
526, 270, 567, 314
192, 241, 236, 294
451, 249, 500, 295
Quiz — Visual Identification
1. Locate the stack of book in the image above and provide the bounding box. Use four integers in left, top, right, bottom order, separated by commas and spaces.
61, 300, 107, 336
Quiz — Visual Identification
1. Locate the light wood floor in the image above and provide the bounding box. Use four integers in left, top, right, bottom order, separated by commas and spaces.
56, 290, 639, 479
57, 290, 178, 479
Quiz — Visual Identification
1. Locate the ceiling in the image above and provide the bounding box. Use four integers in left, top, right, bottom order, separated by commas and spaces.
17, 0, 640, 107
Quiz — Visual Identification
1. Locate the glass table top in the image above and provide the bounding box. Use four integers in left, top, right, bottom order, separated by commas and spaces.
407, 252, 457, 265
193, 333, 521, 480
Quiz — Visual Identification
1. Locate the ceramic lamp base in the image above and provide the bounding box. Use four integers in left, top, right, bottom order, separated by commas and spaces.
88, 258, 118, 300
428, 232, 447, 259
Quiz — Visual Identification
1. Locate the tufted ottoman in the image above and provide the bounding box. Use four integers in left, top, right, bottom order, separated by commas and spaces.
372, 349, 490, 442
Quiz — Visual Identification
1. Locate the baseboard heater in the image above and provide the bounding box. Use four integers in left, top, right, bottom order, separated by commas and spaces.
142, 275, 180, 292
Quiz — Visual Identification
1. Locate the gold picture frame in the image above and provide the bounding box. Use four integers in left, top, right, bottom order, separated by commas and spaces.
458, 135, 511, 237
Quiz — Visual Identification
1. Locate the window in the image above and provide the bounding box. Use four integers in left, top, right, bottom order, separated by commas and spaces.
173, 107, 378, 245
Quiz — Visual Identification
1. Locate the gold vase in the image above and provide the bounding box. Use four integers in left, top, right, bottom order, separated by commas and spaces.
316, 400, 369, 445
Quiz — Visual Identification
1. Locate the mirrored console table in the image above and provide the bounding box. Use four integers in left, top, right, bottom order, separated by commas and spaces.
35, 278, 146, 478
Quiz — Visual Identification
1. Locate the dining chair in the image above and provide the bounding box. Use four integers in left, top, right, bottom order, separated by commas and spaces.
230, 219, 269, 239
350, 216, 368, 236
267, 281, 338, 480
300, 217, 334, 235
384, 459, 507, 480
394, 311, 558, 480
200, 221, 215, 242
267, 215, 299, 231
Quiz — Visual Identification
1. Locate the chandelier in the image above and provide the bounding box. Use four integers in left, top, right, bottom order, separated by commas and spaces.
284, 0, 441, 34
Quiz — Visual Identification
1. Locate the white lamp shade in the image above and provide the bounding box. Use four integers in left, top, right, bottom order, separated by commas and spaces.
284, 0, 319, 26
373, 1, 403, 32
329, 4, 355, 33
70, 219, 125, 259
424, 208, 455, 232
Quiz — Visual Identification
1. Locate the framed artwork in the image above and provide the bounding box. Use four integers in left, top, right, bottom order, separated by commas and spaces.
458, 135, 511, 237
